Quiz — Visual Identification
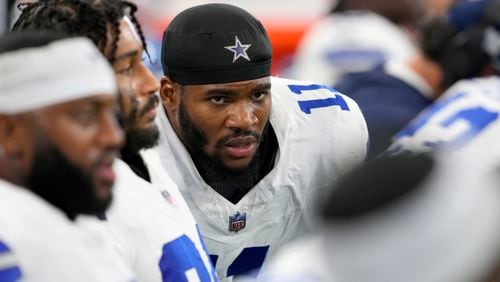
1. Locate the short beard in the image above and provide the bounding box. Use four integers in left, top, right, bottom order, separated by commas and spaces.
123, 126, 160, 153
27, 141, 111, 220
118, 91, 160, 154
178, 98, 269, 203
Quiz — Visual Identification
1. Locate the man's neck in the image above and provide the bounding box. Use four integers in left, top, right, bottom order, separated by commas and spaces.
120, 146, 151, 183
407, 54, 444, 99
0, 162, 26, 189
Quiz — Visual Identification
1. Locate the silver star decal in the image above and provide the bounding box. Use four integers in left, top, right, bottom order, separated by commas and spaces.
224, 36, 251, 63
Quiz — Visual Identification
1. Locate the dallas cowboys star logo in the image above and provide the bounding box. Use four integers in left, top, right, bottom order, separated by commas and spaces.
224, 36, 251, 63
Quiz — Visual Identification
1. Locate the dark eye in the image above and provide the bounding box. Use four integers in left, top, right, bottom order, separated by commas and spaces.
210, 96, 228, 105
252, 91, 268, 102
73, 108, 97, 125
117, 66, 133, 76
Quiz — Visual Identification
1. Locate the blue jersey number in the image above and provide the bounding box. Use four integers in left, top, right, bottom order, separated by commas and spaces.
160, 234, 217, 282
0, 240, 22, 282
210, 245, 269, 278
395, 92, 499, 149
288, 84, 350, 114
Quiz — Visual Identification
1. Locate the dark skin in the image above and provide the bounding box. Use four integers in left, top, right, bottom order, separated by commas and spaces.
160, 76, 272, 179
0, 94, 124, 202
111, 19, 159, 138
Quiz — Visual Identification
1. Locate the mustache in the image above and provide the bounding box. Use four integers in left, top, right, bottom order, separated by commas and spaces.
140, 94, 160, 116
92, 149, 120, 169
216, 130, 261, 148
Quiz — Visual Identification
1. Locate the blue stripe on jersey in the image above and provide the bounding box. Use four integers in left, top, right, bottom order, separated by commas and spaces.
324, 50, 386, 67
0, 241, 22, 281
0, 242, 10, 254
0, 266, 22, 282
159, 232, 216, 282
395, 93, 466, 139
195, 225, 218, 280
226, 246, 269, 277
209, 255, 218, 269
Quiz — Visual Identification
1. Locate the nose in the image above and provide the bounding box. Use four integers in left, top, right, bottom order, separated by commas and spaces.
98, 112, 125, 150
138, 63, 160, 98
225, 102, 258, 130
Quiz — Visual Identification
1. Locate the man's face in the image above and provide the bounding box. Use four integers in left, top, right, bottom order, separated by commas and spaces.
164, 77, 272, 171
24, 95, 123, 217
112, 19, 160, 151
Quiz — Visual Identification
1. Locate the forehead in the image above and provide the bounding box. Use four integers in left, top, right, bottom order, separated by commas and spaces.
43, 94, 117, 112
114, 18, 143, 60
186, 77, 271, 93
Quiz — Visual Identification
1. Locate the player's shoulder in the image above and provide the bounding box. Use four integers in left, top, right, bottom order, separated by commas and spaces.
270, 76, 362, 114
0, 180, 68, 224
109, 158, 161, 222
444, 76, 500, 102
336, 67, 412, 93
270, 77, 368, 162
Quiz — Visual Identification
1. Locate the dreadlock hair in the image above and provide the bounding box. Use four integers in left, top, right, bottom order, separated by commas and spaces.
11, 0, 149, 63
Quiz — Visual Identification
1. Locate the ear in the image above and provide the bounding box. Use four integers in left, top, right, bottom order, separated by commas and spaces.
160, 76, 181, 113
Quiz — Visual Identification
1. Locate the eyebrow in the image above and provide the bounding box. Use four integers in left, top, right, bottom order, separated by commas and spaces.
253, 82, 272, 94
205, 82, 272, 96
113, 50, 140, 62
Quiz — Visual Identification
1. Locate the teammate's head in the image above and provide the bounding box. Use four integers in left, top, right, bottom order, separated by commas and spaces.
12, 0, 160, 153
421, 0, 500, 88
160, 4, 272, 172
0, 32, 124, 220
321, 154, 500, 281
332, 0, 423, 25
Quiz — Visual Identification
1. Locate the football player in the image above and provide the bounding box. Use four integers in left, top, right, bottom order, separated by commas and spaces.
0, 32, 132, 281
335, 0, 496, 158
12, 1, 217, 281
388, 0, 500, 167
288, 0, 424, 85
261, 154, 500, 282
157, 4, 368, 280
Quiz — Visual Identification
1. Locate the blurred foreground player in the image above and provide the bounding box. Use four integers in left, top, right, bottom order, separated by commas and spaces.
0, 32, 132, 281
335, 0, 498, 158
12, 1, 217, 281
157, 4, 368, 280
262, 154, 500, 281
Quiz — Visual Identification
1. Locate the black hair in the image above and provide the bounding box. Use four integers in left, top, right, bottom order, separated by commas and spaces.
0, 31, 68, 54
421, 0, 500, 88
11, 0, 149, 63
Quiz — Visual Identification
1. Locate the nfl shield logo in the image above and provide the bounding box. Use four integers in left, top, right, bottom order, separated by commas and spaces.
229, 211, 246, 233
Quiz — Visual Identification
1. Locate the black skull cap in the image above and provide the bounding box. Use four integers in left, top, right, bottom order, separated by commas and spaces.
161, 3, 272, 85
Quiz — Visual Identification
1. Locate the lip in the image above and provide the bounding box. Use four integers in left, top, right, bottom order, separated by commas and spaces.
95, 158, 116, 184
145, 107, 157, 121
224, 136, 258, 158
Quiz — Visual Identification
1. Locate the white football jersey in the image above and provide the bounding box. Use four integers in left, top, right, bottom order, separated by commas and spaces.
155, 77, 368, 281
389, 76, 500, 169
0, 179, 134, 282
289, 11, 417, 85
106, 155, 217, 282
261, 155, 500, 282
